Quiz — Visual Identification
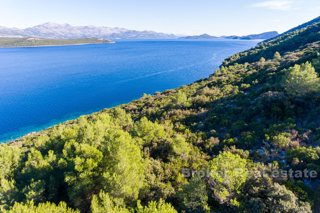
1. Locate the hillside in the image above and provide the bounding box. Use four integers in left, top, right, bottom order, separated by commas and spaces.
0, 37, 112, 47
223, 16, 320, 66
1, 17, 320, 212
283, 16, 320, 35
223, 31, 279, 40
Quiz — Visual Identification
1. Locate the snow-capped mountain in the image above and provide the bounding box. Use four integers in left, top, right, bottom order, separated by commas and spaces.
0, 23, 177, 40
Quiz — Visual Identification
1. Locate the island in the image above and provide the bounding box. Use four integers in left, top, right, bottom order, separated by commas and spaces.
181, 31, 279, 40
0, 37, 113, 47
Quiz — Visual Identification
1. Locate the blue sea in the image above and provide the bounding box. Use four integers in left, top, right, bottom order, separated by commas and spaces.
0, 39, 258, 142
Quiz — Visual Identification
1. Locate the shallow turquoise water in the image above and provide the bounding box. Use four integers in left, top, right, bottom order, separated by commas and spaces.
0, 39, 258, 142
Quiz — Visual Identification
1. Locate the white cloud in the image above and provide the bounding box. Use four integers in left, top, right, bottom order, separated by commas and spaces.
251, 0, 294, 10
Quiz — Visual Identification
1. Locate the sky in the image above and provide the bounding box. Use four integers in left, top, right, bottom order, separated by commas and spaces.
0, 0, 319, 36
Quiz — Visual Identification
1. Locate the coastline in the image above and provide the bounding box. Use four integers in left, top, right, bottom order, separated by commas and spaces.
1, 109, 96, 144
1, 99, 131, 145
0, 41, 115, 48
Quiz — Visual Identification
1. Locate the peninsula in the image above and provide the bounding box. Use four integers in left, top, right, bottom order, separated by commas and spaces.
0, 37, 113, 47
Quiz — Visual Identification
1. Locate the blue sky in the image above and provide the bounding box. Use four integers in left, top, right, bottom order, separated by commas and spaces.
0, 0, 319, 35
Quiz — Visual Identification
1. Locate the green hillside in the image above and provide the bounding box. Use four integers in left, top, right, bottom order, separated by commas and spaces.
223, 16, 320, 66
1, 18, 320, 212
0, 37, 112, 47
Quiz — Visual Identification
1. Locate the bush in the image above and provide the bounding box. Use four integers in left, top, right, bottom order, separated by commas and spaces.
271, 133, 292, 149
283, 62, 320, 97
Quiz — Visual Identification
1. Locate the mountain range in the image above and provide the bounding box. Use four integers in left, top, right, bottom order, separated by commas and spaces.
181, 31, 279, 40
0, 22, 177, 40
0, 22, 278, 40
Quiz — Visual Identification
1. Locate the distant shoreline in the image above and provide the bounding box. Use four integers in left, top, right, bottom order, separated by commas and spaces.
0, 37, 114, 48
0, 41, 115, 48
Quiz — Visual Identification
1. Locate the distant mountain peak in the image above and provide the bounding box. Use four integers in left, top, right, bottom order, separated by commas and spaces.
33, 22, 69, 28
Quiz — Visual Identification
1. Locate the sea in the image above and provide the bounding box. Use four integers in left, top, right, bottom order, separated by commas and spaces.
0, 39, 258, 142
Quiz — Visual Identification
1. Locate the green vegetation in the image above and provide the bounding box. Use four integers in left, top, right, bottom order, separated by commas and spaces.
283, 62, 320, 96
0, 18, 320, 212
208, 151, 249, 206
0, 37, 112, 47
6, 201, 79, 213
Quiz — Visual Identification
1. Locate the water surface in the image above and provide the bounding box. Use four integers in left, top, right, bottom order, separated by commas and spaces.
0, 39, 258, 142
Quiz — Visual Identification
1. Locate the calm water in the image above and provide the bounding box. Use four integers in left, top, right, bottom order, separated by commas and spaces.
0, 40, 258, 142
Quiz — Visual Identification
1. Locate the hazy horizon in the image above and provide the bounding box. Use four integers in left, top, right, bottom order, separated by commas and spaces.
0, 0, 319, 36
0, 21, 283, 37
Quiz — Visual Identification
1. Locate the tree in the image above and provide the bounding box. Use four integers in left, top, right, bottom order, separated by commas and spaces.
0, 145, 21, 210
99, 129, 145, 201
172, 91, 189, 107
177, 176, 209, 212
171, 134, 191, 157
271, 133, 291, 149
63, 129, 145, 209
287, 146, 320, 163
257, 57, 266, 68
7, 201, 79, 213
63, 140, 104, 208
259, 57, 266, 64
284, 62, 320, 97
242, 181, 312, 213
208, 151, 249, 204
273, 51, 282, 61
133, 117, 166, 146
91, 191, 130, 213
136, 199, 177, 213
